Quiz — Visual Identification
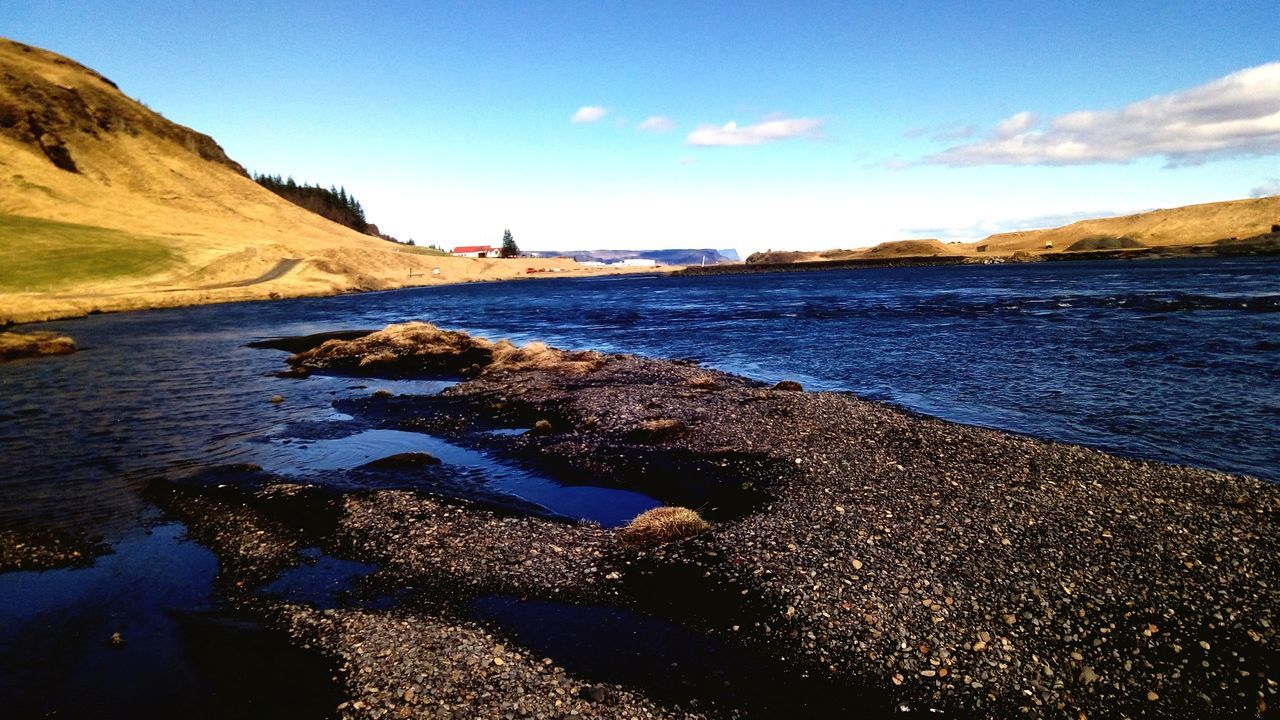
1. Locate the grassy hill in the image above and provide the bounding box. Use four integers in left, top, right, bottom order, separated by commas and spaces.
746, 196, 1280, 264
0, 38, 600, 324
0, 214, 178, 293
971, 196, 1280, 254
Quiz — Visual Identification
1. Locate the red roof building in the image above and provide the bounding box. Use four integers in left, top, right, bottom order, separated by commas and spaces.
450, 245, 497, 257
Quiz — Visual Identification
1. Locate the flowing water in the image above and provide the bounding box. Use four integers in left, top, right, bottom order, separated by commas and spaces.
1, 256, 1277, 716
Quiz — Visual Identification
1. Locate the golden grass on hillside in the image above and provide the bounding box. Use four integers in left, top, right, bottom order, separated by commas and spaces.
0, 213, 178, 292
747, 196, 1280, 264
618, 506, 710, 547
976, 196, 1280, 254
399, 245, 451, 257
0, 38, 657, 324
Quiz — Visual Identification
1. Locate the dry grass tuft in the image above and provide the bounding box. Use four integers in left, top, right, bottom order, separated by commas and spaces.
288, 322, 606, 377
618, 506, 711, 547
0, 331, 76, 362
685, 373, 719, 389
289, 322, 491, 374
626, 418, 688, 443
487, 340, 605, 374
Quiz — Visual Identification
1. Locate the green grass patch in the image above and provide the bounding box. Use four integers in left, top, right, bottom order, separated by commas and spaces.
398, 245, 450, 257
0, 213, 179, 292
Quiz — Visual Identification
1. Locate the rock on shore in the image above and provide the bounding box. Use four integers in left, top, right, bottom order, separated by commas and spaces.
162, 322, 1278, 719
0, 331, 76, 362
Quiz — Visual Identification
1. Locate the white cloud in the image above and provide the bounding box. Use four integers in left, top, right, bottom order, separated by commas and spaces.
686, 115, 825, 147
638, 115, 677, 133
1251, 177, 1280, 197
994, 111, 1038, 138
927, 63, 1280, 167
571, 106, 608, 124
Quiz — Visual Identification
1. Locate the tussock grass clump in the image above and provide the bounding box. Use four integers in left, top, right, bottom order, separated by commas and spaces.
618, 507, 710, 547
0, 331, 76, 361
684, 373, 719, 389
626, 418, 688, 443
289, 322, 492, 374
488, 340, 605, 374
288, 322, 605, 376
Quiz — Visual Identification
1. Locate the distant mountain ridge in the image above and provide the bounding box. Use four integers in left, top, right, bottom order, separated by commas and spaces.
529, 248, 739, 265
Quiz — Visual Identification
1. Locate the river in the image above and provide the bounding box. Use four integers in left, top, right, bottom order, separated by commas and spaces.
1, 256, 1276, 716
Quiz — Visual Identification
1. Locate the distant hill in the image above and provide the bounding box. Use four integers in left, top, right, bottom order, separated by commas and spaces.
746, 240, 954, 264
530, 248, 738, 265
0, 38, 600, 323
972, 196, 1279, 254
746, 196, 1280, 264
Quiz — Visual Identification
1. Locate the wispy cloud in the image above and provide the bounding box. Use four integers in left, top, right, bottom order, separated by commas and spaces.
1251, 178, 1280, 197
686, 115, 825, 147
571, 105, 608, 124
927, 63, 1280, 167
638, 115, 677, 133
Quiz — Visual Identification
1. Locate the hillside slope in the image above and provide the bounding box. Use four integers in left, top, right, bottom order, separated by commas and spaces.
0, 38, 613, 324
746, 240, 955, 264
746, 196, 1280, 264
970, 196, 1280, 253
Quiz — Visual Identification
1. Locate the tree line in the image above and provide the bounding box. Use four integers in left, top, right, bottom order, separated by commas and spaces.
252, 173, 369, 234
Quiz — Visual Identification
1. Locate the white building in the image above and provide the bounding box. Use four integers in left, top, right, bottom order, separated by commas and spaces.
616, 258, 657, 267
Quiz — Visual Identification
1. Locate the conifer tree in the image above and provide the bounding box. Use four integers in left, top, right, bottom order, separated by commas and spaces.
500, 229, 519, 258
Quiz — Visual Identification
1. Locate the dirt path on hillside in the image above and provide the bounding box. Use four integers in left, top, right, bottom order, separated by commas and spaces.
201, 258, 302, 289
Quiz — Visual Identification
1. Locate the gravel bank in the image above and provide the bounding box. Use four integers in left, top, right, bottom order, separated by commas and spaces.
164, 322, 1278, 719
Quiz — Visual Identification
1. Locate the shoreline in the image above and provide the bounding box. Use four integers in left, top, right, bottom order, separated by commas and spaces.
7, 238, 1277, 328
680, 236, 1280, 278
149, 322, 1278, 719
0, 262, 679, 328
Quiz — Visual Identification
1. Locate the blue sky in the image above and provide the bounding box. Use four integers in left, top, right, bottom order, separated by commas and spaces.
4, 1, 1278, 253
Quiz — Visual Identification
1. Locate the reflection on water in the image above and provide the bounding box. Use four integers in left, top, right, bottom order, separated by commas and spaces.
252, 427, 660, 526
